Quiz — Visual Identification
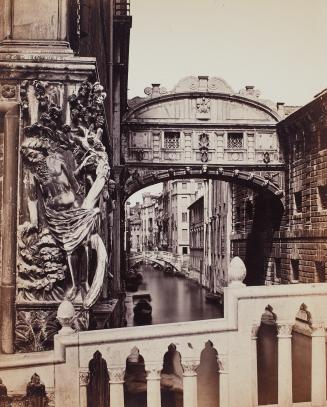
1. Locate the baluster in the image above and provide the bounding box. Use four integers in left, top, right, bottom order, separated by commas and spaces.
311, 322, 326, 406
218, 354, 229, 407
251, 324, 260, 406
145, 364, 162, 407
79, 369, 89, 407
182, 360, 199, 407
108, 367, 125, 407
277, 322, 293, 407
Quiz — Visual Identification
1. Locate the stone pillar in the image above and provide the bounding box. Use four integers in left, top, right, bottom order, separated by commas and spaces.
79, 370, 89, 407
145, 365, 162, 407
277, 322, 293, 407
182, 360, 199, 407
311, 322, 326, 406
0, 105, 19, 354
251, 324, 259, 406
218, 354, 229, 407
112, 172, 123, 293
108, 367, 125, 407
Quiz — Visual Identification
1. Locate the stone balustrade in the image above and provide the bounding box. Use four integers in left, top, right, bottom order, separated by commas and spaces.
1, 277, 327, 406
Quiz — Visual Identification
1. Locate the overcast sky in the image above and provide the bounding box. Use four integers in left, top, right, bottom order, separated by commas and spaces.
127, 0, 327, 205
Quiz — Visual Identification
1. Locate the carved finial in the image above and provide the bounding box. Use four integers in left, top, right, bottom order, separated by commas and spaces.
228, 256, 246, 287
57, 300, 75, 335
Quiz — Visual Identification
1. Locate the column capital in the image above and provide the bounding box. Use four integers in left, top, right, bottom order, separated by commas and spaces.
145, 365, 162, 381
79, 370, 90, 386
277, 322, 293, 338
251, 323, 260, 339
311, 322, 326, 337
182, 360, 199, 377
218, 354, 229, 374
108, 367, 125, 384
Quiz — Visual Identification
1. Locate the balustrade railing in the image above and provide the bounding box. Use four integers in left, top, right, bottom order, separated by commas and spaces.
1, 269, 327, 406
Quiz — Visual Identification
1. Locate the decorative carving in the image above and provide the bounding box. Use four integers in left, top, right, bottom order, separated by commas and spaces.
196, 97, 211, 119
311, 322, 326, 337
182, 360, 199, 377
47, 392, 55, 407
145, 366, 162, 380
20, 81, 110, 308
218, 354, 228, 373
57, 300, 75, 335
198, 133, 210, 162
108, 367, 126, 383
24, 373, 49, 407
251, 323, 260, 338
79, 370, 90, 386
277, 323, 293, 337
1, 84, 16, 98
20, 80, 29, 115
15, 310, 60, 352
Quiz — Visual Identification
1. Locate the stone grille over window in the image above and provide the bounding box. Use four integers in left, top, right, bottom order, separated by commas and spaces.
315, 261, 326, 282
227, 132, 243, 149
164, 132, 180, 149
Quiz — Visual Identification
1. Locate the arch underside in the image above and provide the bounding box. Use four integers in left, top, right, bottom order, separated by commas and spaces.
130, 258, 179, 273
124, 165, 285, 205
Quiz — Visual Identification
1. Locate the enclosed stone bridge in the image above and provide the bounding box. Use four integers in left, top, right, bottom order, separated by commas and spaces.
128, 251, 188, 274
121, 76, 285, 202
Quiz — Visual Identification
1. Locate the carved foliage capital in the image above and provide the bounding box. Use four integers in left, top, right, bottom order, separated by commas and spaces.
182, 360, 199, 377
145, 366, 162, 381
311, 322, 326, 337
277, 323, 293, 338
108, 367, 125, 383
79, 370, 90, 386
218, 354, 228, 373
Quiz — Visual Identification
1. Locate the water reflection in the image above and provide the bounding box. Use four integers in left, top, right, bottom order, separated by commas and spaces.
131, 264, 223, 326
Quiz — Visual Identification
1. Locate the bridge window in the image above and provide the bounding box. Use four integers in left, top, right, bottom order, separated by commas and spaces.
164, 131, 180, 149
227, 132, 243, 149
318, 185, 327, 210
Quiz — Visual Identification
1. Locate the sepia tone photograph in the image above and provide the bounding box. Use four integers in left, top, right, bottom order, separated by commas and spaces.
0, 0, 327, 406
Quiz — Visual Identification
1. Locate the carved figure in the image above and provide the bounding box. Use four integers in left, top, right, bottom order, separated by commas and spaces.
20, 81, 110, 309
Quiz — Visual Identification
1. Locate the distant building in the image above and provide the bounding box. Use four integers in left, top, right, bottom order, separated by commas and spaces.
162, 179, 204, 255
189, 195, 204, 282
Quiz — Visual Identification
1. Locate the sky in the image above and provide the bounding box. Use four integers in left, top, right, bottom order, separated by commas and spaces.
127, 0, 327, 205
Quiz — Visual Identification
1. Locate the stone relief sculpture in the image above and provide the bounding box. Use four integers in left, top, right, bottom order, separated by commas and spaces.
19, 80, 111, 310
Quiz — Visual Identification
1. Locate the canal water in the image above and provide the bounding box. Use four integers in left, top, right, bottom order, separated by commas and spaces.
126, 264, 223, 326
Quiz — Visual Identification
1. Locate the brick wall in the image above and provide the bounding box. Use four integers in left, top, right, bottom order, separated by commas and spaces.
231, 94, 327, 285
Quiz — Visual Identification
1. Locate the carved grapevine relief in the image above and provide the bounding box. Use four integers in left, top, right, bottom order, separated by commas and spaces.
19, 80, 111, 311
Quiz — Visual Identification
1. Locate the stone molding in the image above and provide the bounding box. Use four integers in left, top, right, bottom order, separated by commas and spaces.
311, 322, 326, 337
218, 354, 229, 373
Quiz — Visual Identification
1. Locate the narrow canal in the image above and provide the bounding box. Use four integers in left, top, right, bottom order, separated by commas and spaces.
125, 264, 223, 327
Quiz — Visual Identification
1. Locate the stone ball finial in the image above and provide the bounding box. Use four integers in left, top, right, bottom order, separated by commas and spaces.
228, 256, 246, 287
57, 300, 75, 335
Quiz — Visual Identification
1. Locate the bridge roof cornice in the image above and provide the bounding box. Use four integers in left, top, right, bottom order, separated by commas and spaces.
124, 91, 281, 122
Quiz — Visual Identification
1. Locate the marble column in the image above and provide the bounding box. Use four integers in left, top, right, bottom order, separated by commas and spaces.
79, 370, 89, 407
146, 365, 162, 407
182, 360, 199, 407
277, 322, 293, 407
218, 354, 229, 407
0, 105, 19, 354
311, 322, 326, 406
251, 324, 260, 407
108, 367, 125, 407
